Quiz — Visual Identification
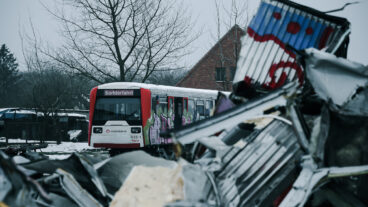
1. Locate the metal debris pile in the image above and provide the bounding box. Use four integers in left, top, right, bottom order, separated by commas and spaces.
1, 0, 368, 206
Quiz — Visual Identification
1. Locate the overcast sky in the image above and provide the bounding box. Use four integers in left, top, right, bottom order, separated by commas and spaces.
0, 0, 367, 71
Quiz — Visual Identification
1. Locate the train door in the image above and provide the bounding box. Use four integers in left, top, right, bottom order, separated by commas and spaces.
174, 97, 183, 129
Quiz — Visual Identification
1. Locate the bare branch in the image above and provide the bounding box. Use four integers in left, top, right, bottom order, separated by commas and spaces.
38, 0, 197, 83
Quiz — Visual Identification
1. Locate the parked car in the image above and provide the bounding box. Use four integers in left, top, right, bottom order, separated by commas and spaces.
0, 108, 38, 121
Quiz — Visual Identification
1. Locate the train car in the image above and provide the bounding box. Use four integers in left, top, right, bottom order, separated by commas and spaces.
88, 82, 221, 154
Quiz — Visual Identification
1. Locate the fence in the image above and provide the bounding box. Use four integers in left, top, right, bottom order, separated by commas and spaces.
0, 118, 88, 143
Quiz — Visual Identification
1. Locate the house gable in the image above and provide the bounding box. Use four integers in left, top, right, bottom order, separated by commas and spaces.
177, 25, 245, 91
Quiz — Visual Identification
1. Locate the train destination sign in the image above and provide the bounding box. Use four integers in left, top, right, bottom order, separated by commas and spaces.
103, 89, 135, 96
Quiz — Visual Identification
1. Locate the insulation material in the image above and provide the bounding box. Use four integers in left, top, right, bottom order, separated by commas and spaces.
96, 151, 177, 194
234, 0, 350, 89
244, 111, 285, 129
304, 48, 368, 116
110, 165, 184, 207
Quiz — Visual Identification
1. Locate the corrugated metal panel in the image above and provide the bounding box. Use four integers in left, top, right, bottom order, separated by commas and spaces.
209, 120, 303, 206
234, 0, 350, 89
166, 82, 297, 145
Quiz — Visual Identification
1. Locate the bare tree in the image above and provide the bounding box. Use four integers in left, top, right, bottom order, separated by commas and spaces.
41, 0, 196, 84
212, 0, 248, 91
222, 0, 249, 30
147, 69, 187, 86
20, 26, 95, 142
20, 23, 92, 114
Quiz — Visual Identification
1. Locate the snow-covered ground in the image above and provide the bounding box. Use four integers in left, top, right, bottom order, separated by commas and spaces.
0, 138, 103, 160
37, 141, 98, 159
0, 137, 43, 143
39, 141, 93, 153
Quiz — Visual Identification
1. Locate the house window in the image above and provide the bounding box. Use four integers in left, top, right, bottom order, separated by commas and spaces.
216, 67, 226, 81
230, 66, 236, 81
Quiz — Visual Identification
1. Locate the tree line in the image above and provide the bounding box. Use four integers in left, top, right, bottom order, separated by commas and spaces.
1, 0, 249, 110
0, 44, 93, 110
0, 0, 192, 110
0, 43, 186, 110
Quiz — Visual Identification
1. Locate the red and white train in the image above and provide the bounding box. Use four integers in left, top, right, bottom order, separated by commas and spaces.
88, 82, 221, 152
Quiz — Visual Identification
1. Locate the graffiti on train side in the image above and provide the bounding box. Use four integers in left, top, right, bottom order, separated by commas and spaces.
143, 103, 196, 145
143, 103, 175, 145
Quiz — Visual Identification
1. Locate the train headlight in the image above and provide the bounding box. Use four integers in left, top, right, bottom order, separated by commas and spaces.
93, 127, 103, 134
131, 127, 141, 133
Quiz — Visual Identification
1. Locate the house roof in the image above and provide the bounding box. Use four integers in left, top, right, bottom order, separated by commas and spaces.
176, 24, 245, 86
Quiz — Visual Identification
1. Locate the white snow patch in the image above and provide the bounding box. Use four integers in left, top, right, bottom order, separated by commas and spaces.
68, 130, 82, 141
40, 142, 93, 153
13, 156, 30, 164
0, 138, 44, 143
38, 142, 94, 160
56, 113, 86, 118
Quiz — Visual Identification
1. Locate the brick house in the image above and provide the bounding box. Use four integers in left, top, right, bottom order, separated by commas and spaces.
177, 25, 245, 91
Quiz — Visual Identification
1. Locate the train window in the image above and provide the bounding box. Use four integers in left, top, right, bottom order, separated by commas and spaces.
152, 98, 156, 111
160, 103, 167, 114
205, 100, 211, 116
196, 100, 204, 116
183, 98, 188, 112
169, 97, 174, 111
93, 97, 141, 125
188, 100, 195, 114
207, 100, 214, 114
160, 115, 168, 131
197, 105, 204, 116
152, 96, 159, 112
159, 97, 168, 114
177, 101, 183, 116
159, 98, 168, 130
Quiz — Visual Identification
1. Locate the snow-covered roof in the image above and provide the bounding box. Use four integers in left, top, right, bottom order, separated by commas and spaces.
0, 108, 17, 113
35, 111, 87, 118
0, 109, 87, 119
11, 110, 37, 115
98, 82, 230, 99
0, 108, 36, 115
56, 113, 87, 118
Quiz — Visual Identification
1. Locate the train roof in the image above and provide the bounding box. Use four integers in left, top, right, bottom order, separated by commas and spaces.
97, 82, 229, 99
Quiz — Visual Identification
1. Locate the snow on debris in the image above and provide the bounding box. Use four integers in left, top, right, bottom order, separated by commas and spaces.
37, 141, 95, 159
68, 130, 82, 141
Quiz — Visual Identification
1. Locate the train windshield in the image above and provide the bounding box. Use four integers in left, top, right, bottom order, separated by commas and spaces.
93, 97, 141, 125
